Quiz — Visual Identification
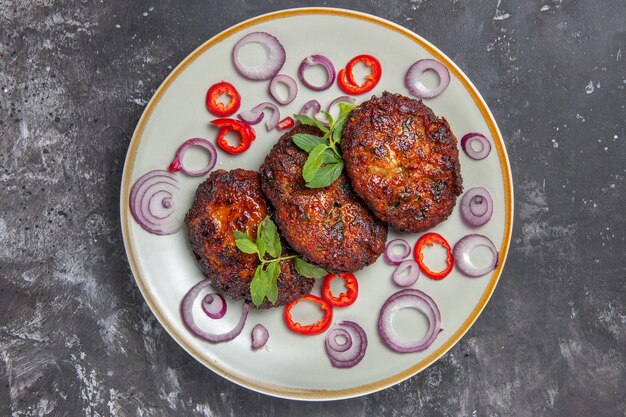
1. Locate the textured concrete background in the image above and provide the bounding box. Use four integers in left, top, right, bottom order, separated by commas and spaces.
1, 0, 624, 416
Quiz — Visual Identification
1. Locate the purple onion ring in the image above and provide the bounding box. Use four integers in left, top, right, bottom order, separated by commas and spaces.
384, 238, 412, 265
460, 187, 494, 227
171, 138, 217, 177
325, 321, 367, 368
251, 323, 269, 350
392, 259, 420, 287
269, 74, 298, 105
201, 293, 227, 319
298, 54, 336, 91
461, 133, 492, 160
129, 170, 180, 235
232, 32, 285, 81
453, 234, 499, 278
405, 58, 451, 99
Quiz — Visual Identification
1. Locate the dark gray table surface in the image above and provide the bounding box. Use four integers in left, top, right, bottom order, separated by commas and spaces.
1, 1, 624, 416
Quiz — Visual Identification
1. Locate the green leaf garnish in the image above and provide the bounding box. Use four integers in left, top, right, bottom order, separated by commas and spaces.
302, 143, 329, 182
305, 162, 344, 189
292, 102, 355, 189
292, 134, 327, 153
293, 114, 329, 133
294, 258, 328, 279
234, 231, 258, 254
234, 216, 327, 307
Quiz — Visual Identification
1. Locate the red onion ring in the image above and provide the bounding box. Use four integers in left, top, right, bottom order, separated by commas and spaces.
298, 54, 336, 91
325, 321, 367, 368
315, 95, 356, 124
461, 133, 492, 160
201, 293, 227, 319
405, 59, 451, 99
460, 187, 494, 227
298, 99, 321, 118
251, 324, 269, 350
168, 138, 217, 177
238, 102, 280, 131
237, 111, 264, 125
129, 170, 180, 235
269, 74, 298, 105
384, 238, 412, 265
232, 32, 285, 81
181, 279, 249, 343
378, 289, 443, 353
392, 260, 420, 287
453, 234, 499, 278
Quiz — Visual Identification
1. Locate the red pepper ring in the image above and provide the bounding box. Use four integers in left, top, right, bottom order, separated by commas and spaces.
211, 118, 255, 155
321, 273, 359, 307
413, 232, 454, 280
283, 295, 333, 335
337, 54, 382, 95
206, 81, 241, 117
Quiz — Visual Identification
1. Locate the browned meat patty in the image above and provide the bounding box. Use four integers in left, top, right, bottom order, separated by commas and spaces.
259, 125, 387, 273
185, 169, 314, 309
341, 92, 463, 232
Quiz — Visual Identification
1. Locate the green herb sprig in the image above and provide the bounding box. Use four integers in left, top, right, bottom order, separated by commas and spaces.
234, 216, 327, 307
292, 103, 356, 188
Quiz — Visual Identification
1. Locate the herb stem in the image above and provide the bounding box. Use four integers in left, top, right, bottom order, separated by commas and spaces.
259, 255, 297, 264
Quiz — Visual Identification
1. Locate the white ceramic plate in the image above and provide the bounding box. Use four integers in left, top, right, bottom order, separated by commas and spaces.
120, 7, 513, 400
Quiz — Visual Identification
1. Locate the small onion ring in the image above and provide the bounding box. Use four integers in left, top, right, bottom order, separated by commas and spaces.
315, 95, 356, 124
168, 138, 217, 177
237, 102, 281, 131
251, 324, 269, 350
378, 289, 443, 353
232, 32, 286, 81
181, 279, 249, 343
384, 238, 412, 265
298, 54, 336, 91
129, 170, 180, 235
201, 293, 227, 319
269, 74, 298, 105
461, 133, 492, 160
237, 111, 264, 125
325, 321, 368, 368
392, 260, 420, 287
460, 187, 494, 227
453, 234, 499, 278
298, 99, 322, 118
405, 58, 451, 99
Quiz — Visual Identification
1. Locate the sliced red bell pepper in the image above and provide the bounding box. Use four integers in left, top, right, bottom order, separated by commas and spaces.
337, 54, 382, 95
276, 116, 294, 131
413, 232, 454, 280
211, 118, 256, 155
321, 273, 359, 307
205, 81, 241, 117
283, 295, 333, 335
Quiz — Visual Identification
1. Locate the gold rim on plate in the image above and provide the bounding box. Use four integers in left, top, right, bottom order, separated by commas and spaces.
119, 7, 514, 400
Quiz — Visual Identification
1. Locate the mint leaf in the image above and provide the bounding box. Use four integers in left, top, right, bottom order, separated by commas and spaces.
265, 262, 280, 304
306, 162, 344, 188
234, 231, 258, 254
332, 104, 355, 144
294, 258, 327, 279
302, 144, 328, 182
260, 217, 281, 258
320, 110, 334, 128
250, 266, 269, 307
293, 114, 329, 133
292, 134, 327, 153
322, 148, 340, 163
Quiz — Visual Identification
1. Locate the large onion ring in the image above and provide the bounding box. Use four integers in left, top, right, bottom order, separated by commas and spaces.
453, 234, 499, 277
298, 54, 336, 91
181, 279, 249, 343
405, 58, 451, 99
461, 133, 492, 160
325, 321, 368, 368
232, 32, 285, 81
378, 289, 443, 353
460, 187, 494, 227
269, 74, 298, 105
168, 138, 217, 177
129, 170, 180, 235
